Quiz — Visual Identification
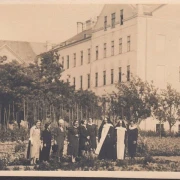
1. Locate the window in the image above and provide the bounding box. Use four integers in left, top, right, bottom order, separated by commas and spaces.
62, 57, 64, 68
73, 77, 76, 89
119, 67, 122, 82
88, 48, 91, 63
103, 71, 106, 86
73, 53, 76, 67
119, 38, 122, 54
104, 16, 107, 31
87, 74, 90, 88
96, 46, 99, 60
127, 65, 130, 81
80, 75, 83, 89
95, 72, 98, 87
104, 43, 107, 58
120, 9, 123, 25
67, 55, 69, 69
127, 36, 131, 52
111, 13, 116, 28
111, 69, 114, 84
111, 41, 114, 56
81, 51, 83, 65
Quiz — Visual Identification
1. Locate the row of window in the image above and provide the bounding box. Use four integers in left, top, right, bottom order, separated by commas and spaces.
69, 65, 131, 89
62, 36, 131, 69
104, 9, 124, 30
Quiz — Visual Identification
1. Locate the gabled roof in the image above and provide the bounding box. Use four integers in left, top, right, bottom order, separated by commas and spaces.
0, 40, 47, 64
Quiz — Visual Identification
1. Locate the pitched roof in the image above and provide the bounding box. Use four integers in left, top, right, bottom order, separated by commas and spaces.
0, 40, 47, 64
53, 28, 93, 50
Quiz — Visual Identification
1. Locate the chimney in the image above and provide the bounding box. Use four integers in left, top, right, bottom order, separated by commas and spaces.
86, 20, 91, 30
77, 22, 84, 34
46, 41, 52, 51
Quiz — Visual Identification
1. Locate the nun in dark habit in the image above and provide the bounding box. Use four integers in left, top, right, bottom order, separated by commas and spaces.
95, 117, 114, 160
128, 120, 138, 159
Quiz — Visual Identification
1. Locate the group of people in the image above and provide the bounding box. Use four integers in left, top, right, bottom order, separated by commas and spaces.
27, 117, 138, 165
96, 117, 138, 161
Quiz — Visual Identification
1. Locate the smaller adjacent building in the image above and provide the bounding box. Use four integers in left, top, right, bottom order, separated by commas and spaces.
0, 40, 49, 65
139, 117, 180, 133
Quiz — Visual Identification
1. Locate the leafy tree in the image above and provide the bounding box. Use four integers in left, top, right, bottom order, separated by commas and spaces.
112, 76, 159, 123
154, 84, 180, 133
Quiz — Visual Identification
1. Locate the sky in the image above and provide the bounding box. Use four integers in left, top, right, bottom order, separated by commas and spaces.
0, 4, 104, 44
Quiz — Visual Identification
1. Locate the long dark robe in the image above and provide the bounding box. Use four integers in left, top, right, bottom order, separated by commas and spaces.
97, 123, 115, 160
79, 125, 89, 152
114, 122, 127, 160
67, 126, 79, 157
87, 123, 97, 150
40, 129, 52, 162
54, 127, 66, 158
128, 126, 138, 158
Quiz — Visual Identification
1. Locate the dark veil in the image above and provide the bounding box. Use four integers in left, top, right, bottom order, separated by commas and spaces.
98, 118, 113, 141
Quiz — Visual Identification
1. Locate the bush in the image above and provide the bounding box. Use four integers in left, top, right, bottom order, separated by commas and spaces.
9, 157, 30, 166
14, 143, 26, 153
0, 126, 29, 142
13, 166, 20, 171
0, 159, 8, 170
24, 166, 31, 171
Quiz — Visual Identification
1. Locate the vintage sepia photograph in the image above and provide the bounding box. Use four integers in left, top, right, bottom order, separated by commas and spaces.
0, 0, 180, 178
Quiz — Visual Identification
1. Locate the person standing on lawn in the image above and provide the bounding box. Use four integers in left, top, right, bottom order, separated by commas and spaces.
40, 122, 52, 162
79, 120, 90, 157
87, 118, 98, 154
128, 120, 138, 159
114, 118, 127, 160
54, 119, 66, 162
67, 120, 80, 163
29, 120, 41, 165
95, 117, 115, 160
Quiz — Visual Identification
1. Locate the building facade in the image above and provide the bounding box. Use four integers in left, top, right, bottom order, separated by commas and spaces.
54, 4, 180, 98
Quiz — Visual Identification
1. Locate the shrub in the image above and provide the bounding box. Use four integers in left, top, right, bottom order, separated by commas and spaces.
14, 143, 26, 153
9, 157, 30, 166
24, 166, 31, 171
0, 159, 7, 170
34, 160, 59, 171
13, 166, 20, 171
0, 126, 29, 142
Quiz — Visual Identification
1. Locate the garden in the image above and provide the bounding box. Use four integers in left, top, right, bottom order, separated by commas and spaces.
0, 128, 179, 171
0, 50, 180, 171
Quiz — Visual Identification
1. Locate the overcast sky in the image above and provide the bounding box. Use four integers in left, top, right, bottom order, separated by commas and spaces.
0, 4, 104, 44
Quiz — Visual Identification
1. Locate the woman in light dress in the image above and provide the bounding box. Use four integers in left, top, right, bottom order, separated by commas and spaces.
29, 120, 41, 164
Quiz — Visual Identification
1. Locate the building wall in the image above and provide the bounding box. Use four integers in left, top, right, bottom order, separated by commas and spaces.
136, 5, 180, 91
59, 39, 92, 90
139, 117, 180, 133
91, 17, 137, 96
59, 4, 180, 95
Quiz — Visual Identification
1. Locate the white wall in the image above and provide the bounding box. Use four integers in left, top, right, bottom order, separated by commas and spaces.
139, 117, 180, 133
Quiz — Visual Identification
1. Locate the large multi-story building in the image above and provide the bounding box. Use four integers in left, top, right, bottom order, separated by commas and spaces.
52, 4, 180, 97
